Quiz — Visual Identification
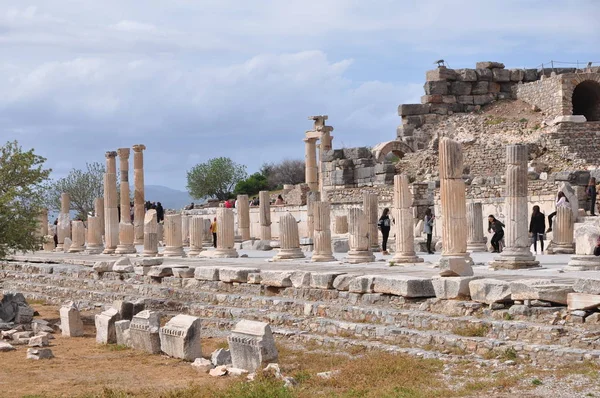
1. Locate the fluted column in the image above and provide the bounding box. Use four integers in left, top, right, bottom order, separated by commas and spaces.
548, 206, 575, 254
103, 151, 119, 254
143, 210, 158, 257
208, 208, 238, 258
132, 144, 146, 245
345, 208, 375, 263
188, 216, 205, 257
55, 193, 71, 252
237, 195, 250, 241
86, 216, 103, 254
306, 191, 321, 239
273, 213, 305, 260
491, 145, 539, 269
94, 198, 105, 238
392, 175, 423, 263
202, 218, 212, 245
68, 220, 86, 253
334, 215, 348, 234
115, 148, 136, 254
163, 214, 185, 257
363, 193, 379, 251
305, 138, 318, 191
181, 215, 190, 247
259, 191, 271, 241
466, 202, 487, 252
312, 201, 336, 262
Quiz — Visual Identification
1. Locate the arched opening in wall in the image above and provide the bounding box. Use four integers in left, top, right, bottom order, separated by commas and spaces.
572, 80, 600, 121
384, 150, 405, 163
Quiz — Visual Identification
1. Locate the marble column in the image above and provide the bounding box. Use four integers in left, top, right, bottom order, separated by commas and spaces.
208, 208, 238, 258
491, 145, 539, 269
304, 137, 318, 191
132, 144, 146, 245
56, 193, 71, 252
438, 137, 473, 270
143, 209, 158, 257
392, 174, 423, 263
363, 193, 379, 251
163, 214, 185, 257
103, 151, 119, 254
181, 215, 190, 247
188, 216, 205, 257
312, 201, 336, 262
466, 202, 487, 252
273, 213, 305, 260
345, 208, 375, 263
334, 215, 348, 234
259, 191, 271, 241
68, 220, 86, 253
237, 195, 250, 241
306, 191, 321, 239
85, 216, 104, 254
116, 148, 136, 254
37, 208, 48, 249
202, 218, 212, 245
94, 197, 105, 238
547, 206, 575, 254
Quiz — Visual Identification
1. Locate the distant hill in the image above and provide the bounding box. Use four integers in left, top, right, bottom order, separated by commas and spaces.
145, 185, 197, 210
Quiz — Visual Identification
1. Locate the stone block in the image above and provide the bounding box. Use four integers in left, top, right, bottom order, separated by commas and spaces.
15, 305, 34, 324
574, 224, 600, 255
247, 273, 261, 284
402, 115, 425, 128
510, 279, 573, 305
290, 271, 311, 288
321, 149, 345, 162
219, 267, 260, 283
160, 314, 202, 361
423, 81, 449, 95
432, 276, 482, 299
398, 104, 431, 116
500, 82, 514, 93
372, 275, 435, 298
26, 348, 54, 360
310, 273, 344, 289
333, 274, 354, 291
442, 95, 457, 104
488, 82, 501, 93
0, 342, 15, 352
473, 94, 495, 105
510, 69, 524, 82
260, 271, 293, 287
476, 61, 505, 69
470, 81, 488, 95
421, 94, 443, 104
469, 279, 511, 305
60, 302, 84, 337
523, 69, 538, 81
94, 307, 120, 344
567, 293, 600, 311
396, 124, 414, 138
147, 266, 172, 278
172, 267, 195, 278
93, 261, 114, 273
194, 267, 220, 281
552, 115, 587, 124
112, 300, 135, 321
429, 103, 450, 115
133, 257, 163, 266
457, 95, 474, 105
450, 81, 472, 95
342, 147, 372, 160
191, 358, 213, 371
115, 320, 132, 347
227, 320, 278, 373
130, 310, 162, 354
574, 279, 600, 295
211, 348, 232, 366
333, 238, 349, 253
455, 68, 477, 82
28, 334, 49, 347
113, 257, 133, 273
475, 68, 492, 81
425, 67, 457, 81
438, 257, 474, 276
349, 276, 376, 293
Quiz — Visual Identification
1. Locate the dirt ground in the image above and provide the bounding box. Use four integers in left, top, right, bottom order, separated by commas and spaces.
0, 305, 232, 398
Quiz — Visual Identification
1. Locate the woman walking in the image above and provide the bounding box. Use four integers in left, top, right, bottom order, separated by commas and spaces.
529, 205, 546, 254
378, 208, 392, 255
588, 177, 597, 216
546, 192, 569, 233
423, 209, 435, 254
488, 215, 505, 253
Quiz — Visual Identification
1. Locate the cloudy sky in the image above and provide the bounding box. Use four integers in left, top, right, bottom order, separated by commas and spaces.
1, 1, 599, 190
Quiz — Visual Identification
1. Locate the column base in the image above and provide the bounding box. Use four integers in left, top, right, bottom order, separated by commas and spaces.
272, 248, 305, 261
142, 250, 159, 257
134, 239, 144, 245
344, 250, 375, 264
202, 248, 239, 258
311, 252, 337, 262
102, 247, 116, 254
546, 242, 575, 255
489, 253, 540, 270
187, 249, 203, 257
391, 253, 424, 263
565, 255, 600, 270
55, 245, 64, 252
115, 244, 137, 255
85, 245, 104, 255
466, 242, 488, 252
68, 246, 86, 253
163, 247, 186, 257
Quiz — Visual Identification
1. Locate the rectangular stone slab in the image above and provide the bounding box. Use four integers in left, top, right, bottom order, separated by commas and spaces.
219, 267, 260, 283
194, 267, 220, 281
510, 280, 573, 305
372, 275, 435, 298
567, 293, 600, 311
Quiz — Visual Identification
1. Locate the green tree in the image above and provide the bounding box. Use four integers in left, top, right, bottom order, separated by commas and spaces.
234, 172, 269, 197
187, 157, 247, 201
45, 162, 105, 220
0, 141, 51, 258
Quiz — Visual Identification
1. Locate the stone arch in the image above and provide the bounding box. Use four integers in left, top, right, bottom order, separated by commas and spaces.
572, 80, 600, 121
372, 140, 414, 162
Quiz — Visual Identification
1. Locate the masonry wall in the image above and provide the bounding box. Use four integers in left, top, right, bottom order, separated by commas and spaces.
516, 76, 563, 117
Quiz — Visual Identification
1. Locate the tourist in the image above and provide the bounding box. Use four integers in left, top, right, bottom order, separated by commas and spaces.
185, 202, 195, 210
546, 192, 569, 232
594, 236, 600, 256
130, 201, 134, 222
529, 205, 546, 254
225, 199, 232, 209
423, 209, 435, 254
156, 202, 164, 223
377, 208, 391, 255
588, 177, 597, 216
52, 219, 58, 247
275, 195, 284, 206
488, 215, 505, 253
252, 197, 259, 206
210, 217, 217, 248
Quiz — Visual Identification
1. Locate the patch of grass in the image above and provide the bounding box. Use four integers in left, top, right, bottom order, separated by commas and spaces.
388, 261, 397, 267
102, 344, 130, 352
451, 323, 490, 337
503, 312, 513, 321
28, 299, 47, 305
500, 347, 517, 361
533, 124, 541, 130
555, 360, 600, 381
519, 118, 528, 123
531, 378, 543, 386
485, 116, 507, 125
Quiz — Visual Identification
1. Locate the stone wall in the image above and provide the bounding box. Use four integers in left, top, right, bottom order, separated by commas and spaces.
320, 147, 395, 189
515, 76, 563, 117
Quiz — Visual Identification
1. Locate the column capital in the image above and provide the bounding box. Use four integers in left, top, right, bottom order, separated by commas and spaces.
303, 137, 318, 143
117, 148, 131, 159
105, 151, 117, 159
132, 144, 146, 153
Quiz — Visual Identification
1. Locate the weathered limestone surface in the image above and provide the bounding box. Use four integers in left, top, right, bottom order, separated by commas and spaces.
132, 144, 146, 245
163, 214, 185, 257
143, 210, 159, 257
567, 293, 600, 311
160, 314, 202, 361
188, 216, 205, 257
42, 236, 55, 252
228, 320, 278, 373
304, 137, 318, 191
567, 221, 600, 270
334, 215, 348, 234
469, 279, 511, 305
312, 201, 336, 262
306, 191, 321, 239
94, 197, 105, 237
95, 307, 120, 344
116, 148, 136, 254
86, 216, 104, 254
363, 193, 379, 251
510, 279, 573, 305
372, 275, 435, 298
259, 191, 272, 241
439, 257, 474, 277
103, 151, 119, 254
273, 213, 305, 260
432, 276, 482, 299
56, 193, 71, 252
115, 320, 132, 347
59, 302, 84, 337
237, 195, 250, 241
392, 174, 423, 263
68, 221, 86, 253
345, 208, 375, 263
547, 206, 575, 254
466, 202, 487, 252
130, 310, 161, 354
573, 278, 600, 294
491, 145, 539, 269
182, 215, 190, 247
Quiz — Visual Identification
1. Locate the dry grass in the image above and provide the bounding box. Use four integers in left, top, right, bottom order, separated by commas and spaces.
452, 324, 490, 337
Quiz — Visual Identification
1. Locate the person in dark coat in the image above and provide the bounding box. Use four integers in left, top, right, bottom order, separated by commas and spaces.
488, 215, 505, 253
377, 208, 391, 255
529, 205, 546, 254
156, 202, 164, 223
588, 177, 597, 216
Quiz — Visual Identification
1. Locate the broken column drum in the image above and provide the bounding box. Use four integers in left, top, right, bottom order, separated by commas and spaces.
548, 206, 575, 254
86, 216, 104, 254
345, 208, 375, 263
304, 137, 318, 191
312, 201, 336, 262
115, 148, 136, 254
392, 174, 423, 263
491, 145, 539, 269
237, 194, 250, 241
103, 151, 119, 254
68, 220, 86, 253
132, 144, 146, 245
466, 202, 487, 252
163, 214, 185, 257
273, 213, 305, 260
363, 193, 379, 251
94, 197, 105, 237
181, 215, 190, 247
306, 191, 321, 239
56, 193, 71, 252
188, 216, 205, 257
259, 191, 271, 241
211, 208, 239, 258
143, 209, 159, 257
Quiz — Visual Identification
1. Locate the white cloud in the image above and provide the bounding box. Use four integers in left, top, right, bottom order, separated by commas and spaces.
111, 20, 157, 32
